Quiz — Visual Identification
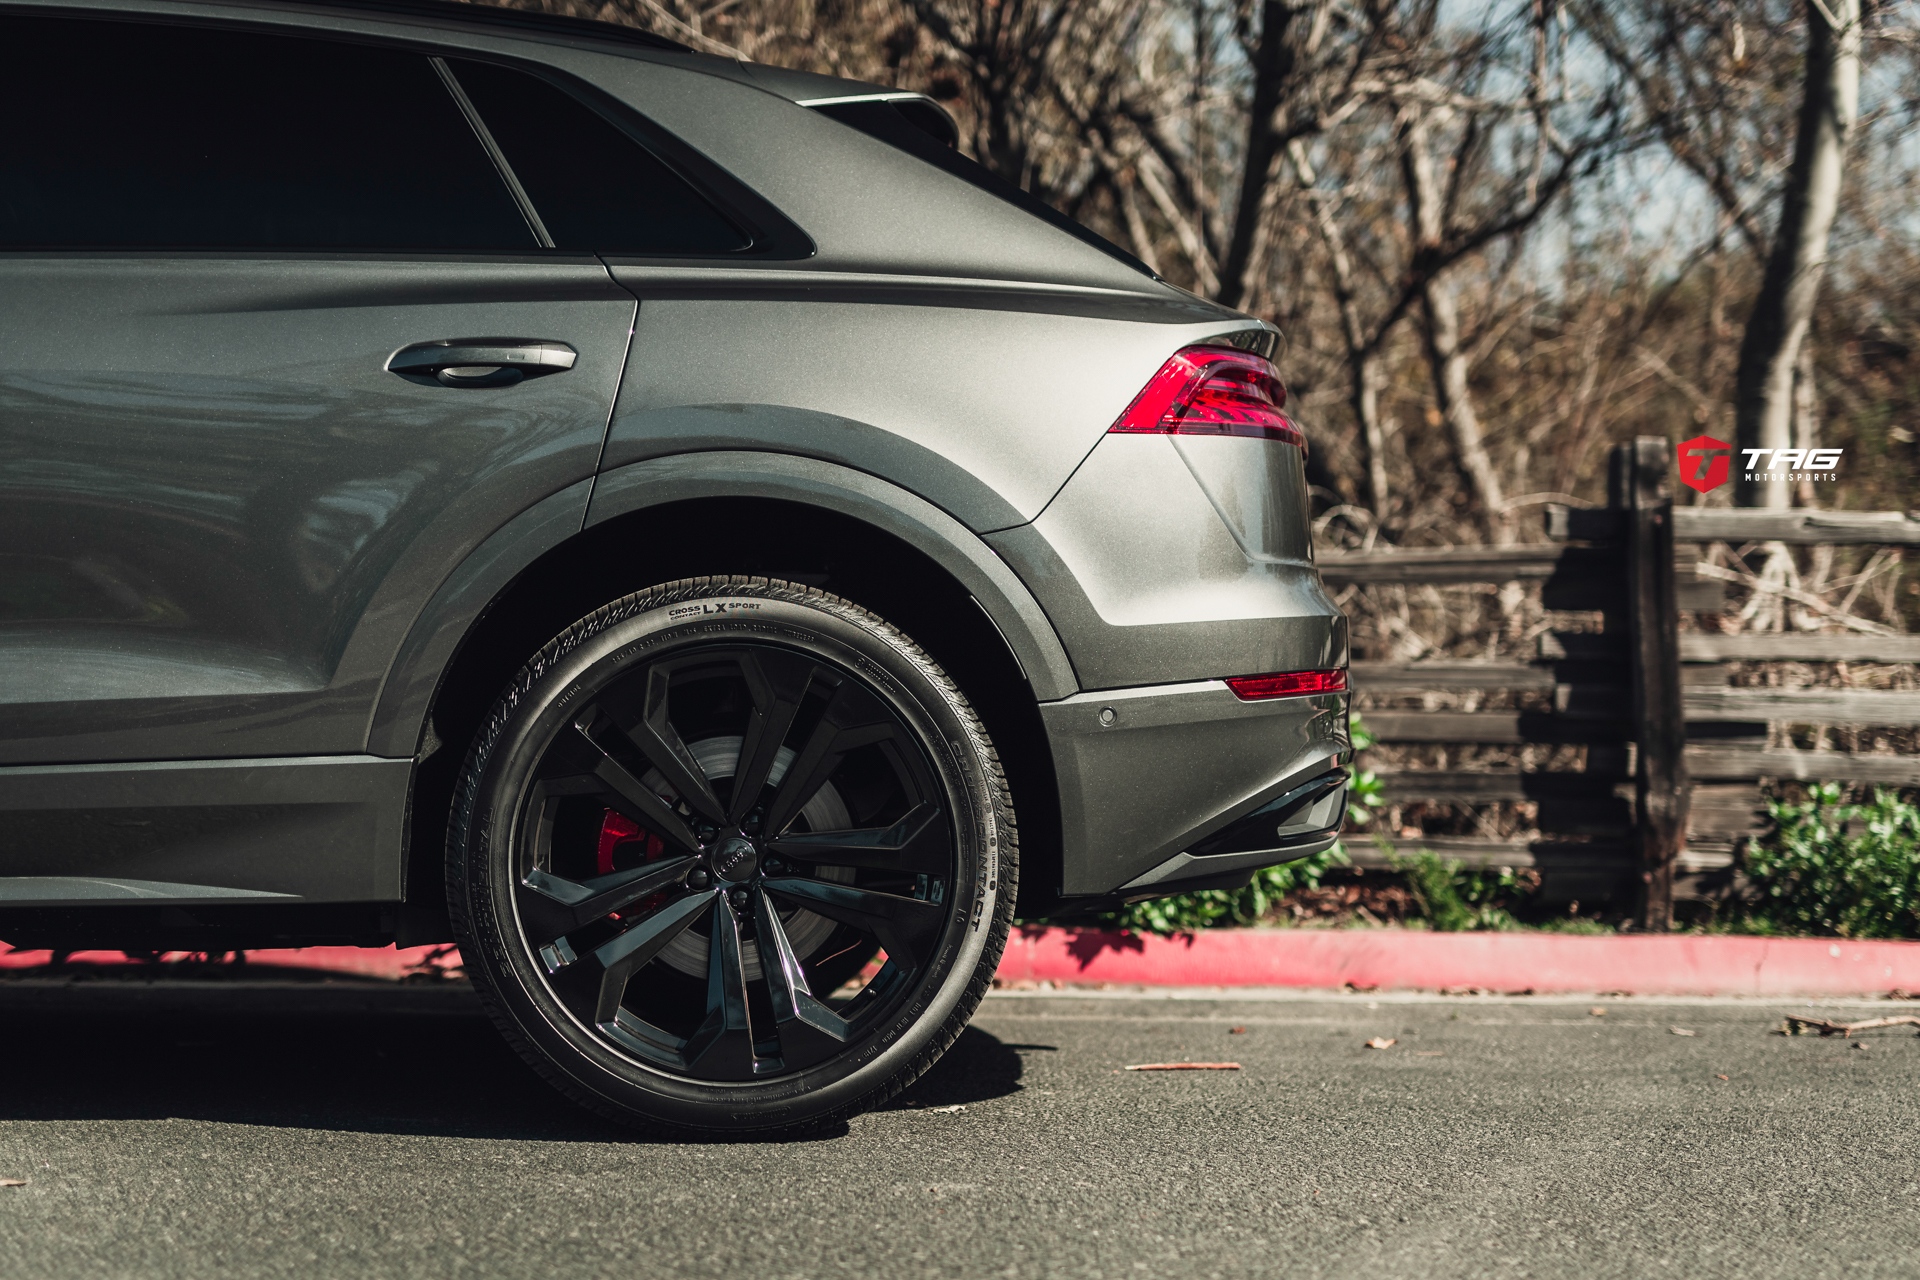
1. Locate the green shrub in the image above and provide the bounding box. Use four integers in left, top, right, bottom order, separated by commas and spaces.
1344, 766, 1385, 835
1389, 846, 1534, 932
1533, 915, 1615, 935
1741, 785, 1920, 939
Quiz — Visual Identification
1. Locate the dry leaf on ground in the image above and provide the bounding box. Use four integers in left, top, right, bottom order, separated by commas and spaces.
1670, 1027, 1697, 1037
1123, 1062, 1242, 1071
1365, 1037, 1397, 1050
1589, 1007, 1607, 1017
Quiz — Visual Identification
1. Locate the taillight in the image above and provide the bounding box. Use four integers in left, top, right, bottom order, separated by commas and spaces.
1109, 344, 1305, 451
1224, 669, 1347, 700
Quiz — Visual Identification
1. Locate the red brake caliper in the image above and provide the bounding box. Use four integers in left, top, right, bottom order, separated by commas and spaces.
595, 812, 645, 876
595, 812, 670, 917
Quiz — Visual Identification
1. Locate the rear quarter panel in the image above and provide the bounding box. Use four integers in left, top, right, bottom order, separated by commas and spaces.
600, 283, 1258, 531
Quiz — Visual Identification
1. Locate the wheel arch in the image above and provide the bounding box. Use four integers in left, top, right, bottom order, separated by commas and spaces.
377, 452, 1076, 940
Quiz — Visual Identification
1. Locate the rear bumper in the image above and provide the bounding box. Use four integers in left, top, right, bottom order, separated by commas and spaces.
1005, 427, 1349, 900
1040, 681, 1349, 897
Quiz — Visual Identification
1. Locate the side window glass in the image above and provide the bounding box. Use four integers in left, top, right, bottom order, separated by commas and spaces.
450, 60, 750, 256
0, 16, 534, 250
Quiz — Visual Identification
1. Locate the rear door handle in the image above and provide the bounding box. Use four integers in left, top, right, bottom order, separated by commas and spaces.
387, 339, 577, 388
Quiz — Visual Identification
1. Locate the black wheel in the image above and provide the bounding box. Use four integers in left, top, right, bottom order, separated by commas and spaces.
447, 576, 1015, 1137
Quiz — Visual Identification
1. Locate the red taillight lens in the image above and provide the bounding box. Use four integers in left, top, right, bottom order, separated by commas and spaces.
1224, 669, 1347, 700
1109, 345, 1305, 451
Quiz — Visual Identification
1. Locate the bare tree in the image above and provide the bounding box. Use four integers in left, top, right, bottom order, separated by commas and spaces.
1087, 0, 1392, 298
1576, 0, 1801, 261
1264, 1, 1641, 532
1287, 136, 1391, 512
896, 0, 1085, 192
1400, 109, 1509, 535
1732, 0, 1861, 507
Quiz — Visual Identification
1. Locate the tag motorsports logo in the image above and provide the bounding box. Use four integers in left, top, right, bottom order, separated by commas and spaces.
1677, 434, 1844, 494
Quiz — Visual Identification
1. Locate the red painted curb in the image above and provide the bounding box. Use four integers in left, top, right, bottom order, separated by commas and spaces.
998, 927, 1920, 997
8, 929, 1920, 997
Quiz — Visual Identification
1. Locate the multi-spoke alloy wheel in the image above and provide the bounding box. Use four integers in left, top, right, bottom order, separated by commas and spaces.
448, 577, 1015, 1136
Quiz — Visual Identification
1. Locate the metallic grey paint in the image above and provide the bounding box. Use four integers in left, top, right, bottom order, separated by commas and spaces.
1038, 685, 1348, 894
578, 452, 1080, 700
0, 755, 409, 902
0, 876, 294, 901
989, 434, 1347, 690
598, 281, 1252, 531
363, 477, 595, 760
0, 257, 633, 764
1173, 434, 1315, 563
0, 0, 1347, 927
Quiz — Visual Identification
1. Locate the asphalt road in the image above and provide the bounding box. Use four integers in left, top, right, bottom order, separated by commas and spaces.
1, 980, 1916, 1279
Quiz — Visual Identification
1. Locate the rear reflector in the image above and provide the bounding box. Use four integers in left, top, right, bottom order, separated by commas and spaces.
1109, 344, 1305, 450
1224, 669, 1347, 700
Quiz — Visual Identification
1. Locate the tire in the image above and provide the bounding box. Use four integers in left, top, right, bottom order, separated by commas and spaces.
447, 576, 1016, 1137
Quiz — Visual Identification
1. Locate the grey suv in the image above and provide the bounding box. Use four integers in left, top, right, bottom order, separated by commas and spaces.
0, 0, 1350, 1135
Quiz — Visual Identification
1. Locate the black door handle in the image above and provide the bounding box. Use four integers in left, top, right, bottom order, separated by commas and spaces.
387, 339, 577, 388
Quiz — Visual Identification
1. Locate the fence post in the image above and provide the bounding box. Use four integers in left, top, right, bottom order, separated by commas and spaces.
1624, 437, 1689, 930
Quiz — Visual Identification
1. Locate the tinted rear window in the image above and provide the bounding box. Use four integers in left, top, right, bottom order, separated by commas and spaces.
450, 60, 750, 256
0, 16, 534, 251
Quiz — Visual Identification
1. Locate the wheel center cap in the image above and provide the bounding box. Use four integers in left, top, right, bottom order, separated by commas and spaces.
710, 835, 759, 884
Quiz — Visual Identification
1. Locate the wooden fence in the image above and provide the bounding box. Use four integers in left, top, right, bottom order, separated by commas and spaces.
1320, 437, 1920, 927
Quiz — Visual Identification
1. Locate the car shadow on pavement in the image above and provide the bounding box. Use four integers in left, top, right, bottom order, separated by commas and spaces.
0, 979, 1031, 1144
879, 1026, 1038, 1112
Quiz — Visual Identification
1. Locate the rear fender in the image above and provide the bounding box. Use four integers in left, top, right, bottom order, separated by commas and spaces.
365, 452, 1079, 759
